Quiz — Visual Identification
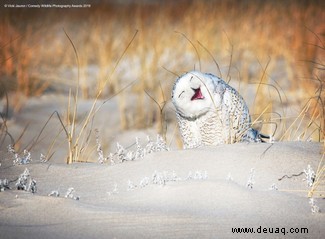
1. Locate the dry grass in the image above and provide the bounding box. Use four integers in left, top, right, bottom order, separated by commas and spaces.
308, 153, 325, 198
0, 1, 324, 201
0, 0, 324, 146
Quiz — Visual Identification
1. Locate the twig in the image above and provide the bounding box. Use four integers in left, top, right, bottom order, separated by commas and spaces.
197, 40, 222, 79
278, 172, 304, 181
175, 31, 201, 71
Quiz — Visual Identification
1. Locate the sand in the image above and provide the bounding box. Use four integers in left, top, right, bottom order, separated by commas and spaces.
0, 1, 324, 238
0, 140, 324, 239
0, 90, 324, 239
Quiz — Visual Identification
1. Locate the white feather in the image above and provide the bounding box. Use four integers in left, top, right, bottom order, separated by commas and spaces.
172, 71, 262, 148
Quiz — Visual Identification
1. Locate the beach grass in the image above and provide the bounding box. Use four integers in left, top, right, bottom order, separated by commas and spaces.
0, 0, 324, 157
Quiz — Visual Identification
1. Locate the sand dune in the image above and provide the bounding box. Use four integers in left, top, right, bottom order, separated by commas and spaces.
1, 141, 324, 238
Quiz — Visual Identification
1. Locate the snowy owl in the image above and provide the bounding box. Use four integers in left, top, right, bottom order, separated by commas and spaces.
172, 71, 268, 148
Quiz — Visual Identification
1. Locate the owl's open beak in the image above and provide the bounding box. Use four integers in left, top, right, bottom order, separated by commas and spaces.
191, 87, 205, 101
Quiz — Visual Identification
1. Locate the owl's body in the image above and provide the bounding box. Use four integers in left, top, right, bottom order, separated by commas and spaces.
172, 71, 265, 148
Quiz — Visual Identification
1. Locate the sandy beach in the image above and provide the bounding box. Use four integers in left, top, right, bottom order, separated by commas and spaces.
1, 140, 324, 239
1, 1, 324, 238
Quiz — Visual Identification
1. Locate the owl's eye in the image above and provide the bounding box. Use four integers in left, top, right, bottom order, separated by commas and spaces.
178, 91, 185, 98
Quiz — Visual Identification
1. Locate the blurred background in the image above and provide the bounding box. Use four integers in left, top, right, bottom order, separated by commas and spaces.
0, 0, 324, 160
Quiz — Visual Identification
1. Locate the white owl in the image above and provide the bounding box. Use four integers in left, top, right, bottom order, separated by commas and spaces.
172, 71, 268, 148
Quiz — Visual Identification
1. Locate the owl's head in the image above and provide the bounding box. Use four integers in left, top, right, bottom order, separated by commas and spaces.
172, 71, 220, 119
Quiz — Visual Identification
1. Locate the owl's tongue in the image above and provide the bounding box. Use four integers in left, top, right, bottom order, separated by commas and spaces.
191, 87, 204, 100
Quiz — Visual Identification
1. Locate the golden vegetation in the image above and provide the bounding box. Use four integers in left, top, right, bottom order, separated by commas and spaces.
0, 0, 324, 144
